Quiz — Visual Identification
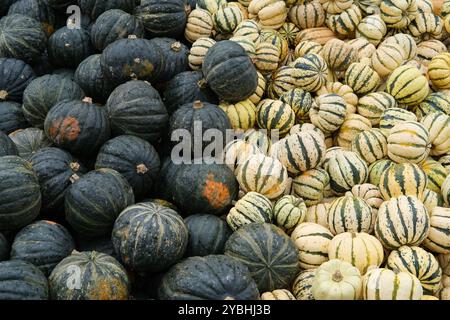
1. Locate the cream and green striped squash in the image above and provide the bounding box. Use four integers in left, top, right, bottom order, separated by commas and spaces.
273, 195, 307, 233
293, 168, 330, 206
291, 53, 329, 92
279, 88, 313, 123
223, 139, 260, 174
230, 35, 257, 59
266, 66, 301, 99
439, 154, 450, 174
219, 99, 257, 131
242, 129, 271, 155
326, 150, 369, 195
236, 153, 288, 199
356, 92, 397, 126
363, 268, 423, 300
261, 289, 296, 300
226, 191, 273, 231
288, 1, 325, 30
421, 112, 450, 156
386, 65, 430, 106
380, 0, 419, 29
278, 22, 299, 47
259, 29, 289, 61
368, 159, 395, 186
305, 203, 330, 228
256, 99, 295, 136
351, 129, 387, 164
291, 222, 333, 269
428, 52, 450, 89
356, 14, 387, 45
289, 124, 324, 140
379, 107, 417, 137
188, 37, 216, 70
325, 4, 363, 36
381, 33, 417, 60
421, 158, 447, 193
344, 62, 380, 95
347, 38, 376, 62
422, 188, 444, 213
322, 38, 357, 71
336, 114, 372, 150
353, 0, 382, 15
387, 121, 431, 164
197, 0, 227, 14
379, 162, 428, 201
328, 232, 384, 275
371, 44, 405, 77
321, 146, 344, 171
185, 8, 214, 43
387, 246, 442, 294
254, 42, 280, 75
319, 0, 353, 14
442, 174, 450, 206
414, 92, 450, 120
375, 195, 430, 249
327, 195, 374, 235
292, 269, 316, 300
213, 5, 243, 33
276, 131, 326, 174
423, 206, 450, 254
310, 94, 347, 133
407, 10, 444, 42
248, 71, 267, 105
233, 19, 261, 42
294, 40, 322, 59
348, 183, 383, 226
315, 82, 359, 110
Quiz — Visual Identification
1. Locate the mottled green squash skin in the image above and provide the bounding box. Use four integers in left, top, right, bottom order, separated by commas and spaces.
9, 127, 52, 160
150, 37, 189, 82
0, 156, 41, 231
225, 223, 300, 292
0, 101, 29, 134
49, 251, 129, 300
79, 0, 136, 19
43, 99, 111, 156
22, 74, 85, 128
0, 232, 8, 261
112, 202, 188, 272
0, 130, 18, 156
158, 255, 260, 300
134, 0, 188, 38
0, 260, 48, 299
163, 71, 218, 114
48, 26, 94, 68
90, 9, 144, 52
105, 80, 168, 144
202, 40, 258, 102
95, 135, 160, 199
11, 220, 75, 275
30, 147, 87, 211
0, 14, 47, 64
8, 0, 56, 36
100, 37, 165, 86
184, 214, 232, 257
0, 58, 36, 103
65, 168, 134, 237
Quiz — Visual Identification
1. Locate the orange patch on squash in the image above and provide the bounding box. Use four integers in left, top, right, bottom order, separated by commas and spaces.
88, 278, 128, 300
49, 117, 81, 143
202, 174, 231, 209
44, 220, 57, 225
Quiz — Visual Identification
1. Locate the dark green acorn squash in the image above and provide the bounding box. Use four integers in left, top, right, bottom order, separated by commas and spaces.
163, 71, 218, 114
0, 156, 41, 231
48, 25, 94, 68
159, 157, 185, 202
0, 58, 36, 103
78, 0, 136, 19
31, 51, 54, 76
53, 68, 75, 80
169, 100, 231, 156
0, 130, 18, 156
10, 220, 75, 275
22, 74, 85, 128
9, 127, 52, 160
134, 0, 188, 38
112, 202, 188, 272
76, 236, 118, 260
49, 250, 129, 300
0, 232, 8, 261
158, 255, 260, 300
95, 135, 160, 199
202, 40, 258, 102
43, 97, 111, 156
8, 0, 56, 36
224, 223, 300, 292
0, 260, 48, 300
30, 147, 87, 211
47, 0, 72, 9
65, 168, 134, 237
91, 9, 144, 52
149, 37, 189, 82
184, 214, 232, 257
74, 54, 114, 103
105, 80, 168, 144
100, 35, 165, 86
0, 14, 47, 64
0, 102, 29, 134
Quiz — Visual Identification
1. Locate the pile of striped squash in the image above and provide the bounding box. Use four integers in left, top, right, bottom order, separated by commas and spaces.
185, 0, 450, 300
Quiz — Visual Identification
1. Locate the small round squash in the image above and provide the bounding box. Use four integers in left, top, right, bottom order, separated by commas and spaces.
386, 65, 430, 106
8, 127, 52, 160
227, 191, 273, 231
422, 206, 450, 254
351, 129, 388, 164
293, 168, 330, 206
421, 112, 450, 156
310, 94, 347, 133
273, 195, 307, 234
428, 52, 450, 89
150, 37, 189, 82
292, 269, 316, 300
0, 58, 36, 103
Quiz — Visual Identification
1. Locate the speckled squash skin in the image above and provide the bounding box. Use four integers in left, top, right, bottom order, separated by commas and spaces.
0, 130, 18, 156
44, 98, 111, 156
134, 0, 188, 37
163, 71, 218, 114
78, 0, 136, 19
0, 232, 8, 261
150, 37, 189, 82
95, 135, 161, 199
0, 260, 48, 300
29, 147, 87, 211
225, 222, 300, 292
0, 156, 41, 231
0, 58, 35, 103
0, 101, 29, 134
11, 220, 75, 275
158, 254, 260, 300
9, 127, 52, 160
49, 251, 130, 300
8, 0, 56, 37
106, 80, 168, 144
22, 75, 85, 129
90, 9, 145, 52
184, 214, 232, 257
65, 168, 134, 237
112, 202, 188, 272
100, 36, 165, 86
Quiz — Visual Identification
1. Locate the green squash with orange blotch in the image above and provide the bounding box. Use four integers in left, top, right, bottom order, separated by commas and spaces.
49, 251, 129, 300
8, 0, 57, 37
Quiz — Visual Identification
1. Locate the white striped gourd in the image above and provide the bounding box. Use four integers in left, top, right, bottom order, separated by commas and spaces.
347, 38, 376, 61
223, 139, 260, 174
316, 82, 358, 111
242, 129, 271, 154
248, 71, 267, 105
254, 42, 280, 75
322, 39, 357, 71
248, 0, 287, 29
344, 62, 380, 95
259, 29, 288, 61
288, 1, 325, 29
278, 22, 299, 47
380, 33, 417, 60
321, 146, 344, 171
386, 65, 430, 106
380, 0, 418, 29
219, 99, 257, 131
261, 289, 296, 300
310, 94, 347, 133
196, 0, 227, 14
423, 206, 450, 254
293, 168, 330, 206
326, 4, 362, 36
256, 99, 295, 136
407, 11, 444, 41
279, 88, 313, 123
417, 40, 447, 66
305, 203, 330, 228
356, 92, 397, 126
348, 183, 383, 225
415, 93, 450, 121
421, 158, 447, 193
294, 26, 336, 46
292, 269, 316, 300
291, 53, 328, 92
351, 129, 387, 164
356, 14, 387, 45
371, 44, 405, 77
428, 52, 450, 89
336, 114, 372, 150
267, 66, 301, 99
319, 0, 353, 14
273, 195, 307, 233
188, 37, 216, 70
368, 159, 395, 186
422, 188, 444, 213
379, 107, 417, 137
233, 19, 261, 42
185, 9, 214, 43
294, 40, 322, 58
289, 124, 325, 139
214, 5, 244, 34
